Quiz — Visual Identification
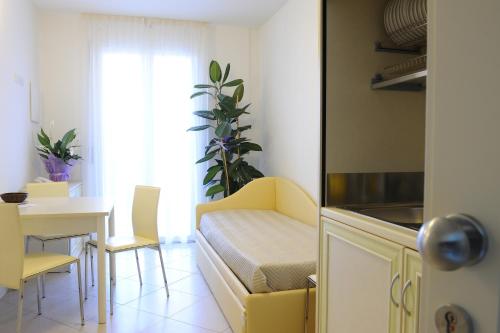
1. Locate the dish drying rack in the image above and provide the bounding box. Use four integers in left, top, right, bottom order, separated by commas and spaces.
372, 32, 427, 91
372, 0, 427, 91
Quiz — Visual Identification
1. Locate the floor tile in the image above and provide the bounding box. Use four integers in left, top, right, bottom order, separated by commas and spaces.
0, 311, 77, 333
163, 243, 196, 259
0, 242, 232, 333
139, 318, 216, 333
41, 291, 113, 329
77, 305, 164, 333
170, 297, 229, 332
169, 274, 212, 297
84, 276, 161, 304
166, 255, 200, 274
126, 266, 191, 287
121, 249, 162, 274
125, 289, 201, 318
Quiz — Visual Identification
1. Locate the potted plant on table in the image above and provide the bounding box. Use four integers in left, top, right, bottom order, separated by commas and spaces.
188, 60, 264, 198
36, 128, 82, 181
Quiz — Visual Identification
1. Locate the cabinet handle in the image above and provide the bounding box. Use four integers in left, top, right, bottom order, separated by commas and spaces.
401, 280, 412, 315
390, 272, 400, 307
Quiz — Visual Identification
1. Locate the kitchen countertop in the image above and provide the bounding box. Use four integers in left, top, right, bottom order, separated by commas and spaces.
321, 206, 419, 250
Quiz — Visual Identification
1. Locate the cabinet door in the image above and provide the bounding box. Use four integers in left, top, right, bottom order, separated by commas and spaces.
319, 217, 403, 333
401, 248, 422, 333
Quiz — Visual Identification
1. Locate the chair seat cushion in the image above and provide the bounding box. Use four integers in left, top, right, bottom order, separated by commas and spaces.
23, 253, 77, 279
31, 234, 89, 241
88, 235, 158, 252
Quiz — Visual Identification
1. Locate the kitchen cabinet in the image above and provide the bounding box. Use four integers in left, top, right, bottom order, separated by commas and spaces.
321, 0, 426, 208
318, 216, 421, 333
401, 248, 422, 333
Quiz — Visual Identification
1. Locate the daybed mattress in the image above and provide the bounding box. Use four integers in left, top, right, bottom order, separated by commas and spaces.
199, 209, 316, 293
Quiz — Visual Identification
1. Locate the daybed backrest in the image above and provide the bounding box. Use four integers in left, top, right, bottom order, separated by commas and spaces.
275, 178, 318, 227
196, 177, 318, 228
196, 177, 276, 228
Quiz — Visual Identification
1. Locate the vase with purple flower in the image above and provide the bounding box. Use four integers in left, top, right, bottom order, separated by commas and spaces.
43, 154, 76, 181
37, 128, 82, 181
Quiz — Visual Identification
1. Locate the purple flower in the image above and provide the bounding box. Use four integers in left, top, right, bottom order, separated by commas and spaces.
223, 136, 234, 144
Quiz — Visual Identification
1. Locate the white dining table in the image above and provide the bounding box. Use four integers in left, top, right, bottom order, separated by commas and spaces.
18, 197, 115, 324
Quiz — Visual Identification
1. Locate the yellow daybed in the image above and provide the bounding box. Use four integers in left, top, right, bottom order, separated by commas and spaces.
196, 177, 317, 333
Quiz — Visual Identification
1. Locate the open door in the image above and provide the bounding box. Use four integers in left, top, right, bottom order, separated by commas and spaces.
420, 0, 500, 331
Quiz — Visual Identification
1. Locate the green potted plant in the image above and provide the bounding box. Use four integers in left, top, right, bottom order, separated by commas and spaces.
188, 60, 264, 197
36, 128, 82, 181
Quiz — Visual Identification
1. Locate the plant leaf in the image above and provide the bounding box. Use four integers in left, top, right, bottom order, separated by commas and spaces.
190, 91, 213, 99
240, 142, 262, 151
219, 96, 236, 113
194, 84, 216, 89
217, 93, 226, 102
233, 84, 244, 102
205, 147, 221, 155
37, 129, 51, 148
213, 109, 225, 121
193, 111, 216, 120
224, 138, 248, 147
40, 128, 51, 144
238, 163, 252, 182
206, 184, 225, 196
203, 165, 222, 185
226, 108, 247, 118
222, 64, 230, 83
223, 79, 243, 87
205, 144, 217, 155
228, 158, 242, 175
247, 165, 265, 178
196, 151, 217, 164
240, 103, 251, 112
209, 60, 222, 83
187, 125, 211, 132
237, 125, 252, 132
60, 129, 76, 153
215, 122, 232, 137
207, 164, 223, 173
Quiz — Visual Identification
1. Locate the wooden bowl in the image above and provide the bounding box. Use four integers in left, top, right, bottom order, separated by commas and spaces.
1, 192, 28, 203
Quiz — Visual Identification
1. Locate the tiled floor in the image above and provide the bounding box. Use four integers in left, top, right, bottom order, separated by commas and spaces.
0, 242, 233, 333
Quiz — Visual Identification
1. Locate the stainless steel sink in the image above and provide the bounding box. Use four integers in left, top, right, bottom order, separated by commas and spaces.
350, 205, 424, 230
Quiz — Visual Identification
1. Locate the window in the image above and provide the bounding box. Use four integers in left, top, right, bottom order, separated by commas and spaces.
100, 53, 199, 242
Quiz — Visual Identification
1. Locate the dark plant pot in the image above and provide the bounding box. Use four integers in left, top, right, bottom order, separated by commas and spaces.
42, 155, 75, 182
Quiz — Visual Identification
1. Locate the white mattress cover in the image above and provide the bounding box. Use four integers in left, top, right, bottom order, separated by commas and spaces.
200, 209, 317, 293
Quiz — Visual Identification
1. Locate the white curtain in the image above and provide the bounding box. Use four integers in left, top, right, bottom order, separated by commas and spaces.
83, 14, 209, 242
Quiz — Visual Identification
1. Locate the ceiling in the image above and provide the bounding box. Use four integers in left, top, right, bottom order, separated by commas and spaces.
32, 0, 288, 26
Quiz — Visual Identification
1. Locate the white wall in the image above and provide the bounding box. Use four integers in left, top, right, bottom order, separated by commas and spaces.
0, 0, 39, 299
38, 11, 87, 180
0, 0, 40, 193
37, 11, 259, 184
256, 0, 321, 201
38, 5, 321, 200
210, 24, 262, 167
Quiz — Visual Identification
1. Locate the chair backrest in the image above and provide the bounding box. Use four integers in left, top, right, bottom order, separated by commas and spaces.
132, 185, 161, 243
0, 204, 24, 289
26, 182, 69, 198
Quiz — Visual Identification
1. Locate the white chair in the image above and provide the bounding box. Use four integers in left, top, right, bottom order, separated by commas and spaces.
25, 182, 93, 298
85, 185, 169, 314
0, 203, 84, 333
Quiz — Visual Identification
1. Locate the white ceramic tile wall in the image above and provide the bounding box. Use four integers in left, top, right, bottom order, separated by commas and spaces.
0, 243, 233, 333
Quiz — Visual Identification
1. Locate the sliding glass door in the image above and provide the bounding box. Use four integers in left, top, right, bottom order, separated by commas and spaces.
100, 52, 201, 242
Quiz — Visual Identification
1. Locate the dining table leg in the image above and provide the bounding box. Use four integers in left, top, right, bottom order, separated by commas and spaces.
108, 208, 116, 285
97, 216, 106, 324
